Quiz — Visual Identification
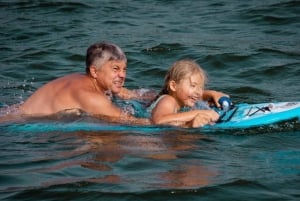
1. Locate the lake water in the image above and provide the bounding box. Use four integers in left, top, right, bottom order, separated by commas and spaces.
0, 1, 300, 200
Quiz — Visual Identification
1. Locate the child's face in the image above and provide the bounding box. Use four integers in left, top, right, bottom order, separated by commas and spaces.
174, 74, 204, 107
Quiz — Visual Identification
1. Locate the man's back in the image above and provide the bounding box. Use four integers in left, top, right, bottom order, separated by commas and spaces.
20, 73, 92, 115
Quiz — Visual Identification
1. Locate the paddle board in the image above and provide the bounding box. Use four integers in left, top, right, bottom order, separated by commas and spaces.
208, 102, 300, 129
1, 101, 299, 132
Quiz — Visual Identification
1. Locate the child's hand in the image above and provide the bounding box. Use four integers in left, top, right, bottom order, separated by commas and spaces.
191, 110, 219, 128
203, 90, 229, 108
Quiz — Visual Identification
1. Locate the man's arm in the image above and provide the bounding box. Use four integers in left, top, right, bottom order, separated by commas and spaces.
80, 90, 150, 125
117, 87, 157, 101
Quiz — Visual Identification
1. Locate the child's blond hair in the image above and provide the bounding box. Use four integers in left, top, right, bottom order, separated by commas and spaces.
159, 59, 207, 95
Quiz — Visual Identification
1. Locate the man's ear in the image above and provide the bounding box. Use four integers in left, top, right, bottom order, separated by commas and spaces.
89, 65, 98, 78
169, 80, 177, 92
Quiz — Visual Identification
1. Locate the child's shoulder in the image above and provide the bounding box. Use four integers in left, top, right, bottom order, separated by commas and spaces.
147, 94, 171, 112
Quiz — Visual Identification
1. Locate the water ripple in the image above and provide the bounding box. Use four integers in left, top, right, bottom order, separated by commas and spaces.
1, 0, 300, 200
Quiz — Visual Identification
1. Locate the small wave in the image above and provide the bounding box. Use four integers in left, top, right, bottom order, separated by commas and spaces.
203, 53, 251, 68
2, 1, 91, 10
262, 15, 290, 24
234, 65, 290, 81
259, 64, 297, 77
258, 48, 300, 57
103, 20, 138, 27
143, 43, 185, 53
231, 86, 271, 96
239, 1, 299, 25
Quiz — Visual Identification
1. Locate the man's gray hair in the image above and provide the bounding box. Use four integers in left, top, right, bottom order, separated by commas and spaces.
85, 42, 127, 74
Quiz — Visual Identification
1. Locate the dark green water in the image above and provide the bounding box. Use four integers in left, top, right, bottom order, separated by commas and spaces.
0, 1, 300, 200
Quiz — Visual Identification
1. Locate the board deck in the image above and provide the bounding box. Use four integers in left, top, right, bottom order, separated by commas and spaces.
207, 102, 300, 129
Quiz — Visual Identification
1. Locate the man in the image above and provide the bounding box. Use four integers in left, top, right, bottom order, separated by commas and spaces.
7, 42, 225, 125
19, 42, 150, 123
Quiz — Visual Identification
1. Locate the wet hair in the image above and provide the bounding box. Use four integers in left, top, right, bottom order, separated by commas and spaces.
159, 59, 207, 96
85, 42, 127, 74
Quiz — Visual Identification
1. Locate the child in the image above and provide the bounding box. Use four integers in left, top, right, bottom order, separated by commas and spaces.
150, 59, 225, 128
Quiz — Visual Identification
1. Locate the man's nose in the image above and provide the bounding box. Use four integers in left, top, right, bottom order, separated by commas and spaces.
119, 70, 126, 78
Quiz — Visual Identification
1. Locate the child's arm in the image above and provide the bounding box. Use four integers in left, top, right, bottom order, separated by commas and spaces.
151, 95, 219, 128
187, 111, 219, 128
203, 90, 229, 108
156, 110, 219, 128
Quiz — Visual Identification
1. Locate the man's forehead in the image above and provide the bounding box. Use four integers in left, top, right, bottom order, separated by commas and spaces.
110, 60, 127, 66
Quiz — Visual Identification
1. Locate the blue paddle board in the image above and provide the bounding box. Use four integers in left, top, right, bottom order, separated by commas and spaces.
1, 101, 299, 132
207, 102, 300, 129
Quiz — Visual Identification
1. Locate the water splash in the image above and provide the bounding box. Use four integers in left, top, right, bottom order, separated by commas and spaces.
104, 90, 113, 100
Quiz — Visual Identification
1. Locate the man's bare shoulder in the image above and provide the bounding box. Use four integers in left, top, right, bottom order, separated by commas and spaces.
69, 81, 122, 117
40, 73, 87, 89
54, 73, 87, 83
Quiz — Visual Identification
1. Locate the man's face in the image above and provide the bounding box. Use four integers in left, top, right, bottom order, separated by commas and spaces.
96, 60, 127, 94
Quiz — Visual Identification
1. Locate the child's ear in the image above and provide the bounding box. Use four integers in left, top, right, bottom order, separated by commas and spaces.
89, 65, 98, 78
169, 80, 177, 92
